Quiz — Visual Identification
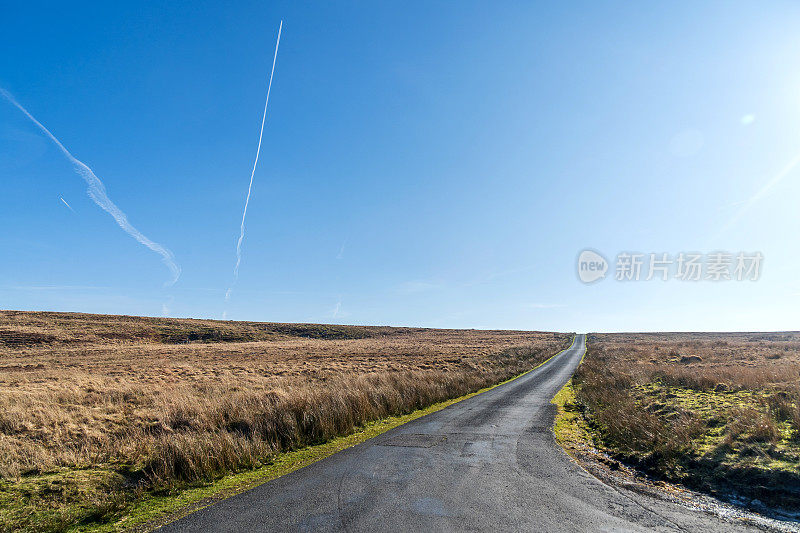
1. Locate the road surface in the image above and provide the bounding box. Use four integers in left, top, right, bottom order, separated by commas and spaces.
160, 335, 762, 532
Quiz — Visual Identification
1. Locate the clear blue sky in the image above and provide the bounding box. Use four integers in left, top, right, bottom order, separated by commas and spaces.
2, 1, 800, 332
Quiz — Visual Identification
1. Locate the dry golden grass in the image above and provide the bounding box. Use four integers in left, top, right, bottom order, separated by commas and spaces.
586, 332, 800, 391
0, 310, 569, 531
574, 332, 800, 510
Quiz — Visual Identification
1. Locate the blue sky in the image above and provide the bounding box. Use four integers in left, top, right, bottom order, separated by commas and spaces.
2, 1, 800, 332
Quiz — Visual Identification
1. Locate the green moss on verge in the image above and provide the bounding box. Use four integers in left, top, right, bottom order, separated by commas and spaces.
2, 340, 575, 533
552, 379, 595, 456
562, 376, 800, 510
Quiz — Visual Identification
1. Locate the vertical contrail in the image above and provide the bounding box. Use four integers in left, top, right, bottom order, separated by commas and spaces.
226, 19, 282, 301
1, 88, 181, 286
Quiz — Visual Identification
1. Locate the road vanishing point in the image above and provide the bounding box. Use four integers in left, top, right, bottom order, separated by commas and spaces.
161, 334, 763, 532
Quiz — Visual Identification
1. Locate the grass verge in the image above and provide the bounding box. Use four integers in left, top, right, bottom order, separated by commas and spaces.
552, 379, 595, 458
2, 338, 574, 533
112, 396, 473, 532
117, 348, 570, 532
558, 337, 800, 513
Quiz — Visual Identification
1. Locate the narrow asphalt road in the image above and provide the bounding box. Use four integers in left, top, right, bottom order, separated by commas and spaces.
160, 335, 761, 532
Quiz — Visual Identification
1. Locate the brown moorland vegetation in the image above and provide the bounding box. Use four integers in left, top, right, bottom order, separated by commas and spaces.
572, 332, 800, 512
0, 310, 571, 531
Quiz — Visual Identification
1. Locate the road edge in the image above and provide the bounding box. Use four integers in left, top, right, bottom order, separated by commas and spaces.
550, 340, 797, 533
113, 335, 577, 533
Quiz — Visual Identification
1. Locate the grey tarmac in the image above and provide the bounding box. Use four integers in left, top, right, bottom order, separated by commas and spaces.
160, 335, 765, 532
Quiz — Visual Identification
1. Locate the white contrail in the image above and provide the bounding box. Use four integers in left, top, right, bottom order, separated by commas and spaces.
161, 296, 174, 317
226, 20, 282, 301
336, 238, 347, 260
722, 153, 800, 233
59, 196, 75, 212
1, 88, 181, 286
